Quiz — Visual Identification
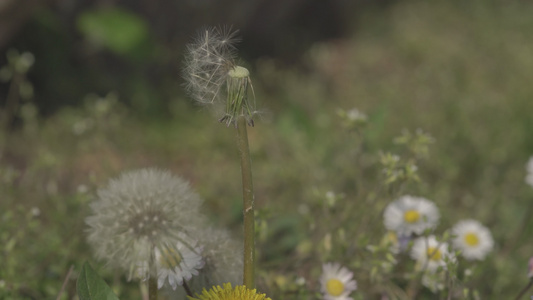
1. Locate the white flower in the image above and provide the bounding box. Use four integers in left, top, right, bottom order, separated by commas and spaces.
451, 219, 494, 261
155, 236, 205, 290
410, 236, 455, 271
86, 169, 206, 283
168, 227, 243, 298
421, 271, 445, 293
383, 195, 440, 236
345, 108, 367, 123
320, 263, 357, 300
526, 157, 533, 187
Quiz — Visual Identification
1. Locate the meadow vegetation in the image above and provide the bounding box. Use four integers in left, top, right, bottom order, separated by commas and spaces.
1, 1, 533, 299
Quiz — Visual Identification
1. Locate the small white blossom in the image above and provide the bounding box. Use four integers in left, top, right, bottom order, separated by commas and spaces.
451, 219, 494, 261
411, 236, 455, 271
155, 236, 205, 290
383, 195, 440, 236
320, 262, 357, 300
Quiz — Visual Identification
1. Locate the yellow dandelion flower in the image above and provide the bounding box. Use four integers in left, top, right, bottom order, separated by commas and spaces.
188, 283, 271, 300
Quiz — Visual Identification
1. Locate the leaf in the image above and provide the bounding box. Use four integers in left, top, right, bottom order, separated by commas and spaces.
77, 8, 150, 59
77, 262, 120, 300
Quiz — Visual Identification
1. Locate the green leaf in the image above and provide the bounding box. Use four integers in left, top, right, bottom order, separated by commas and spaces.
77, 8, 150, 59
77, 262, 120, 300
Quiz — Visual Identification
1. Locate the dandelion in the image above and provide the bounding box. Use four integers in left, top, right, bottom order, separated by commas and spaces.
85, 169, 206, 287
526, 156, 533, 187
183, 26, 256, 127
411, 235, 454, 271
320, 263, 357, 300
183, 26, 257, 288
383, 195, 440, 236
188, 283, 271, 300
451, 219, 494, 261
171, 227, 243, 298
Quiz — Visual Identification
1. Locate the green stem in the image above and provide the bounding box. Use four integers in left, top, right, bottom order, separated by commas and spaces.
183, 281, 193, 297
148, 277, 158, 300
237, 116, 255, 288
514, 278, 533, 300
1, 73, 21, 130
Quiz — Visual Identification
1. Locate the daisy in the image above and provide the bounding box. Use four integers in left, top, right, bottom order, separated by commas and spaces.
383, 195, 440, 236
451, 219, 494, 261
155, 236, 205, 290
410, 235, 454, 271
189, 282, 271, 300
526, 156, 533, 187
320, 263, 357, 300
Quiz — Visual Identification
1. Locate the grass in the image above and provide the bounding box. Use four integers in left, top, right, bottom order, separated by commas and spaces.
2, 0, 533, 299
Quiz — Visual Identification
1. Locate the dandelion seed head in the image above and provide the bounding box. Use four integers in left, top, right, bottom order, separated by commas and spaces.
171, 227, 243, 297
183, 27, 236, 105
86, 168, 206, 283
183, 26, 256, 127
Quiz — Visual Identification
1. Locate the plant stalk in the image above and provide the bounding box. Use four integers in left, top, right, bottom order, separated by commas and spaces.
148, 277, 158, 300
514, 278, 533, 300
237, 115, 255, 288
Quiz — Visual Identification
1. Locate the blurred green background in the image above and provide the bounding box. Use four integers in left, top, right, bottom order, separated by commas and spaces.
1, 0, 533, 299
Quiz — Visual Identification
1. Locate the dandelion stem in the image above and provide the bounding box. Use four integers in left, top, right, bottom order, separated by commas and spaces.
514, 278, 533, 300
237, 115, 255, 288
0, 73, 21, 129
56, 265, 74, 300
148, 277, 158, 300
183, 281, 194, 297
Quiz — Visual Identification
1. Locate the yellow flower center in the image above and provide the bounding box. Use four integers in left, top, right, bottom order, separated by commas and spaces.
404, 210, 420, 223
464, 232, 479, 246
159, 247, 182, 268
427, 247, 442, 261
326, 278, 345, 296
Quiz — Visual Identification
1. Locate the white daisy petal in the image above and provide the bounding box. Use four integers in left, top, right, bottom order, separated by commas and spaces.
451, 219, 494, 261
154, 235, 205, 290
410, 235, 455, 271
320, 262, 357, 300
383, 195, 440, 236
